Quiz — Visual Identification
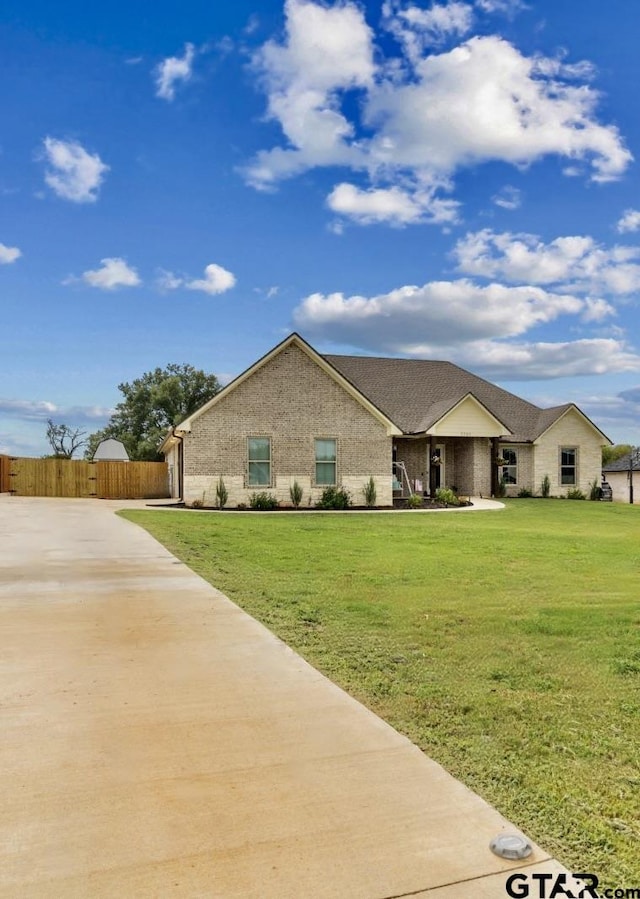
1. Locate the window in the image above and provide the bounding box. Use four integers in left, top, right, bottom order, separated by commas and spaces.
560, 448, 577, 486
315, 438, 337, 486
501, 447, 517, 485
248, 437, 271, 486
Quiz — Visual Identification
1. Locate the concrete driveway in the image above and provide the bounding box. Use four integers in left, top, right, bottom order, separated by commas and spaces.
0, 496, 574, 898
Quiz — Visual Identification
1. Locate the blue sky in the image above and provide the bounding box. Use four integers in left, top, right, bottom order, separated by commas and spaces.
2, 0, 640, 456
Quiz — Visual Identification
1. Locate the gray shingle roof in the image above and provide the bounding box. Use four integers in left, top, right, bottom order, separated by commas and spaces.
323, 354, 577, 441
603, 453, 640, 472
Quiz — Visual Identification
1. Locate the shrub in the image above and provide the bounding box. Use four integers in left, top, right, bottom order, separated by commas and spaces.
249, 491, 278, 510
566, 488, 586, 500
435, 487, 460, 506
362, 476, 377, 507
589, 478, 602, 501
190, 498, 203, 509
540, 474, 551, 498
407, 492, 423, 508
289, 480, 303, 508
316, 486, 352, 510
517, 487, 534, 498
495, 476, 507, 498
215, 476, 228, 510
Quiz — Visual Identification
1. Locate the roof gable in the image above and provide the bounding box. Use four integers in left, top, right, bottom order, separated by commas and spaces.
428, 393, 511, 437
169, 333, 401, 438
533, 404, 612, 445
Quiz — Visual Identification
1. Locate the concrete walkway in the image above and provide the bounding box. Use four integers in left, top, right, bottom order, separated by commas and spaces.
0, 496, 572, 898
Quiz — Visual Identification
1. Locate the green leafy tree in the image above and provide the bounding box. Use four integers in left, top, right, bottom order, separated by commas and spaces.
45, 419, 87, 458
602, 444, 633, 466
86, 364, 221, 461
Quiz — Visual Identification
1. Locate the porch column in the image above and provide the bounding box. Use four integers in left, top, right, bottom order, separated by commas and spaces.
491, 437, 500, 497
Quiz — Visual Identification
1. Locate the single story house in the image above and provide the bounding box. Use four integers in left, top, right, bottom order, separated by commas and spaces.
161, 333, 611, 507
602, 452, 640, 503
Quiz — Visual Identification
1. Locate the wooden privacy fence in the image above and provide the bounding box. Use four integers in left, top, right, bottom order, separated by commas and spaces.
0, 455, 11, 493
6, 458, 169, 499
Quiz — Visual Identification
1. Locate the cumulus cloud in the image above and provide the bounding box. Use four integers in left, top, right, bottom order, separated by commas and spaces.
245, 2, 631, 226
42, 137, 109, 203
186, 263, 236, 295
454, 229, 640, 295
294, 279, 589, 348
0, 242, 21, 264
155, 43, 196, 101
617, 209, 640, 234
291, 273, 640, 378
327, 181, 458, 226
244, 0, 374, 190
156, 263, 236, 295
78, 258, 141, 290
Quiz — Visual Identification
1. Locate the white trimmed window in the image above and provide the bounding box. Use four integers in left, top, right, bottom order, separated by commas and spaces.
248, 437, 271, 486
501, 447, 517, 485
560, 447, 577, 486
315, 438, 337, 486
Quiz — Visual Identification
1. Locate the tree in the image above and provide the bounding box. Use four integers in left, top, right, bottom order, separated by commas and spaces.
86, 363, 221, 461
602, 443, 633, 466
46, 419, 87, 458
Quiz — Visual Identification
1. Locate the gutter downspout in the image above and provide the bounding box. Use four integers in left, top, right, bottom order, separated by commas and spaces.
171, 428, 184, 502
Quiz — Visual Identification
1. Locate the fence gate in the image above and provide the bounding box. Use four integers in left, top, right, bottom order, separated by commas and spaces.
7, 458, 169, 499
10, 458, 93, 497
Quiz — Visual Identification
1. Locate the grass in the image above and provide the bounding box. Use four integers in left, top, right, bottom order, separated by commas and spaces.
122, 500, 640, 885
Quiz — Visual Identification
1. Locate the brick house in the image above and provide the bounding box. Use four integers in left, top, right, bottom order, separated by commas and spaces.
161, 333, 611, 506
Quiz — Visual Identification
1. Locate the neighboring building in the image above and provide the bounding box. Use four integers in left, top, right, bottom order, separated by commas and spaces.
602, 452, 640, 504
161, 333, 611, 506
92, 438, 130, 462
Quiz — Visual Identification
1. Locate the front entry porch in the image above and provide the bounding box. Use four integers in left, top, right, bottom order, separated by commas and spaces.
393, 436, 496, 498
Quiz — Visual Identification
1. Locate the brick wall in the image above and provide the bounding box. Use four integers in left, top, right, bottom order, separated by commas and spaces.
183, 343, 393, 507
532, 410, 604, 497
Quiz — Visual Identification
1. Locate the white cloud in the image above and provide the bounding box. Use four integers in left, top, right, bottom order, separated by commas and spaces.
186, 263, 236, 295
243, 0, 375, 189
455, 338, 640, 379
155, 43, 196, 101
454, 229, 640, 295
246, 6, 631, 225
492, 185, 521, 210
294, 279, 588, 348
617, 209, 640, 234
327, 181, 458, 226
79, 258, 141, 290
365, 36, 630, 182
383, 1, 474, 59
291, 274, 640, 379
42, 137, 109, 203
0, 242, 21, 264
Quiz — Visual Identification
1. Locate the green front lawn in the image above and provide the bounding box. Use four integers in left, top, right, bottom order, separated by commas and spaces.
122, 501, 640, 884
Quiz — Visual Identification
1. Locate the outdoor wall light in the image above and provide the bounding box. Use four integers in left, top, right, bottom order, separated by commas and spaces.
489, 833, 533, 860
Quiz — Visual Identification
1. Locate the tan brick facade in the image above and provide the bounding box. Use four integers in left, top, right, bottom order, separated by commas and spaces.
532, 410, 604, 498
182, 343, 393, 507
170, 338, 607, 507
